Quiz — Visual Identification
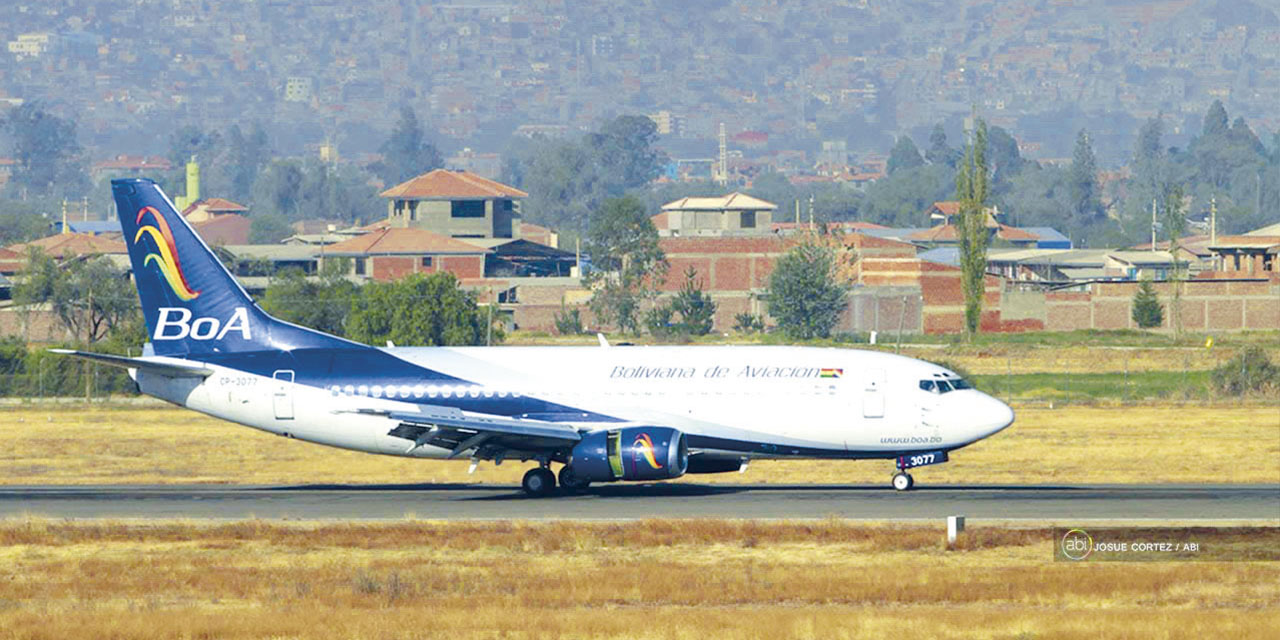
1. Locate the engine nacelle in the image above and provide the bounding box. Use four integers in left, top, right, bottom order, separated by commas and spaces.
570, 427, 688, 483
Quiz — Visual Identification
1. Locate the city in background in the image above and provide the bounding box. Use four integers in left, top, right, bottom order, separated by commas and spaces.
0, 0, 1277, 370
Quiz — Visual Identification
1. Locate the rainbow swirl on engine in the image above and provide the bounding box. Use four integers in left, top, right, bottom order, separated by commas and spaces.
633, 432, 662, 470
134, 206, 200, 301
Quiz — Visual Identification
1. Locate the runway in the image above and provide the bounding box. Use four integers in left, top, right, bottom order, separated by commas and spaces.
1, 483, 1276, 520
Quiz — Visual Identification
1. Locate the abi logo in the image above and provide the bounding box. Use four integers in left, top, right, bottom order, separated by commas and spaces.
1060, 529, 1093, 561
154, 307, 252, 341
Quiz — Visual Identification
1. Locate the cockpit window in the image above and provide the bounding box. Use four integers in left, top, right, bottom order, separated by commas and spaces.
921, 377, 972, 393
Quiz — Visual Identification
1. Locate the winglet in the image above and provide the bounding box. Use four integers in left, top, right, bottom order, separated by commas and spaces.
597, 332, 610, 348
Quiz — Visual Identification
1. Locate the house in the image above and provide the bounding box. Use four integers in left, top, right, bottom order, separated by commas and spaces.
380, 169, 528, 240
654, 193, 778, 237
181, 198, 249, 223
320, 227, 491, 281
1208, 235, 1280, 275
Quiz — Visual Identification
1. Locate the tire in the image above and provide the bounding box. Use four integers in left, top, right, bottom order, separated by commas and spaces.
522, 467, 556, 496
558, 465, 590, 491
892, 472, 914, 492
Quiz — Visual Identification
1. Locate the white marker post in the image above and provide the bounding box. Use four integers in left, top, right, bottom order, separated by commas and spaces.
947, 515, 965, 547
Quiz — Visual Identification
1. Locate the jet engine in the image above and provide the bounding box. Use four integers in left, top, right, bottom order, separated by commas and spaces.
569, 427, 688, 483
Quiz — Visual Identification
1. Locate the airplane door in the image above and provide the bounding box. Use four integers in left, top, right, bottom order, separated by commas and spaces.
272, 370, 295, 420
863, 369, 885, 418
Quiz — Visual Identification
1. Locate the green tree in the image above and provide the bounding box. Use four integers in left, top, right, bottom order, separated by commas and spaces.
589, 115, 665, 189
764, 242, 848, 340
251, 159, 305, 218
1162, 183, 1188, 337
1131, 279, 1164, 329
925, 124, 958, 167
1203, 100, 1229, 138
259, 263, 358, 336
224, 122, 270, 202
375, 105, 442, 187
887, 135, 924, 175
583, 195, 667, 334
669, 266, 716, 336
955, 119, 991, 337
346, 271, 500, 346
2, 102, 88, 197
13, 249, 139, 344
248, 213, 294, 244
1068, 129, 1102, 227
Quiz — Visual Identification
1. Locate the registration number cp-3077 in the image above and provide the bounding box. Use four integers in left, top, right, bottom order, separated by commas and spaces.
896, 450, 949, 470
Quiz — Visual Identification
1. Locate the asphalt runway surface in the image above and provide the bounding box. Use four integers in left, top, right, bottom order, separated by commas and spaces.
0, 483, 1276, 520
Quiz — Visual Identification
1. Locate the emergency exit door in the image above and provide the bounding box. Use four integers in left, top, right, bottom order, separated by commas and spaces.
272, 370, 295, 420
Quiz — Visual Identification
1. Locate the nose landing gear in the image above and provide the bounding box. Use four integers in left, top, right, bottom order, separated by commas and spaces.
891, 471, 914, 491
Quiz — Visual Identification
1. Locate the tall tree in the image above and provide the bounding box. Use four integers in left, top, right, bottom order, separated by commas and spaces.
955, 119, 991, 337
589, 115, 665, 190
887, 135, 924, 175
376, 105, 442, 187
224, 122, 270, 202
669, 266, 716, 336
764, 242, 848, 340
1202, 100, 1229, 138
1067, 129, 1102, 227
925, 124, 957, 167
2, 102, 88, 197
260, 263, 358, 337
583, 195, 667, 334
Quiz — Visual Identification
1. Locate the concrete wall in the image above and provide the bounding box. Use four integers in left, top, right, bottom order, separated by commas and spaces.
389, 198, 518, 239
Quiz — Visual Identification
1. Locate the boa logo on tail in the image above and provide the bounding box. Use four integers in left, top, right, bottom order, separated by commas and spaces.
134, 206, 200, 301
632, 432, 663, 470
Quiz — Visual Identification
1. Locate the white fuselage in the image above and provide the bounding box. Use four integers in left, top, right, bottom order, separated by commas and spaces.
136, 345, 1014, 463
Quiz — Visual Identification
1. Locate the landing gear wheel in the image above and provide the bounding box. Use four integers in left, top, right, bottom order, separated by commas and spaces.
558, 465, 590, 492
892, 472, 914, 491
522, 467, 557, 496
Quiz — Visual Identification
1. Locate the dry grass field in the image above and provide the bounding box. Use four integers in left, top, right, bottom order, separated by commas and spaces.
0, 519, 1275, 639
1, 403, 1276, 486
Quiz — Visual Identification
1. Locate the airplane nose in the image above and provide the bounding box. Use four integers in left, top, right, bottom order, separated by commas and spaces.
944, 392, 1015, 443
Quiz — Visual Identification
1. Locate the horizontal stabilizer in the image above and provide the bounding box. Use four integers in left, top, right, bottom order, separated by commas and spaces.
48, 349, 214, 378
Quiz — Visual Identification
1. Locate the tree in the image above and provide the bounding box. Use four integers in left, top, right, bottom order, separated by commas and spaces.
669, 266, 716, 336
1162, 183, 1188, 337
375, 105, 442, 187
1131, 279, 1164, 329
583, 195, 667, 334
2, 102, 88, 197
588, 115, 665, 190
955, 118, 991, 337
224, 122, 270, 202
1067, 129, 1103, 227
887, 135, 924, 175
1203, 100, 1229, 138
346, 271, 501, 346
925, 124, 957, 167
764, 242, 848, 340
13, 249, 139, 344
259, 263, 358, 336
249, 213, 294, 244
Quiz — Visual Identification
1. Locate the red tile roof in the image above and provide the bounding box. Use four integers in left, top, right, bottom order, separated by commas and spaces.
323, 227, 492, 255
181, 197, 248, 217
380, 169, 528, 199
192, 215, 251, 246
7, 233, 127, 259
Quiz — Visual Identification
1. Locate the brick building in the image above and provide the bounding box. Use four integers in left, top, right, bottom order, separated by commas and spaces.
321, 227, 490, 281
380, 169, 528, 240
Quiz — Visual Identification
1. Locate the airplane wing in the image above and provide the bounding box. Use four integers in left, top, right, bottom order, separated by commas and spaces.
48, 349, 215, 378
378, 404, 583, 457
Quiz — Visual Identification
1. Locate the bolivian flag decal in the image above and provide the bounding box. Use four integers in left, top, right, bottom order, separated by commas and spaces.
820, 368, 843, 378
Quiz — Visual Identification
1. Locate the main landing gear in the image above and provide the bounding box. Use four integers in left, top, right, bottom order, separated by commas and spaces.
521, 467, 556, 497
891, 471, 914, 491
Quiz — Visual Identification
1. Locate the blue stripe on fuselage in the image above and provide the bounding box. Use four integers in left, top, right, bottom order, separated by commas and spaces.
195, 348, 621, 423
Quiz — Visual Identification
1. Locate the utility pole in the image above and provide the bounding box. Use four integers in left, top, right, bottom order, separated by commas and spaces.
1150, 198, 1157, 251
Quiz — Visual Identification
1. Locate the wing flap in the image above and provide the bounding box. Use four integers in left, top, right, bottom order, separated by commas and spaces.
384, 405, 582, 456
48, 349, 214, 378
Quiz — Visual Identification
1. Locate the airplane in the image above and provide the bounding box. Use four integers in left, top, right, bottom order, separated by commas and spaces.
54, 178, 1015, 496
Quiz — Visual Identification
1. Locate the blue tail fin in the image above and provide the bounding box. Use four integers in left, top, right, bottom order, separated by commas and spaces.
113, 178, 362, 357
